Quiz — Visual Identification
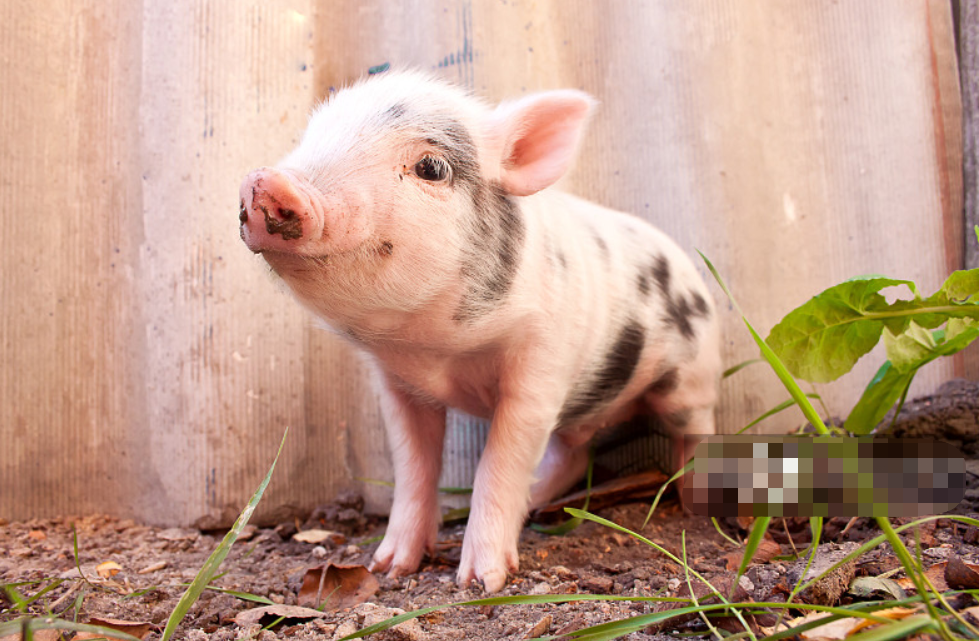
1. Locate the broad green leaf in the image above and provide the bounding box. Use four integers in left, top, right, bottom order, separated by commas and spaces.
935, 267, 979, 304
887, 319, 979, 373
766, 278, 915, 383
844, 361, 914, 435
847, 320, 979, 433
883, 322, 935, 373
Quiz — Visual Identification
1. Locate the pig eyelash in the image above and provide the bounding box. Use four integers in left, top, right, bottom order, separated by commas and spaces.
413, 156, 451, 183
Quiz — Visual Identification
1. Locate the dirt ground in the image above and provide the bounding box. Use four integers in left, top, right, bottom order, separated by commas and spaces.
2, 379, 979, 640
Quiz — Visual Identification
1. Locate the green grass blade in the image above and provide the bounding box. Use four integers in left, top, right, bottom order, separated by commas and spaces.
19, 579, 68, 609
723, 359, 762, 379
3, 584, 27, 612
556, 601, 899, 641
844, 361, 915, 435
734, 517, 771, 598
710, 516, 741, 546
160, 427, 288, 641
339, 594, 688, 640
842, 615, 935, 641
643, 460, 692, 526
741, 395, 820, 433
699, 252, 827, 434
194, 585, 275, 605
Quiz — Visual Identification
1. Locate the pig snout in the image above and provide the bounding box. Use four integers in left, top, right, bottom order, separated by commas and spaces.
239, 167, 324, 254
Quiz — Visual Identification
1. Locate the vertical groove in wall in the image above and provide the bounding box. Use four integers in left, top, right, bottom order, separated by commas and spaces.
0, 0, 146, 520
0, 0, 969, 524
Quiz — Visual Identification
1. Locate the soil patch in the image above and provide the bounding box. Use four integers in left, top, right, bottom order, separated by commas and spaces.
2, 380, 978, 640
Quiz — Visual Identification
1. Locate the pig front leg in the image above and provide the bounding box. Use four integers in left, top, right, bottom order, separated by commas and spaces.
369, 375, 447, 578
457, 383, 563, 592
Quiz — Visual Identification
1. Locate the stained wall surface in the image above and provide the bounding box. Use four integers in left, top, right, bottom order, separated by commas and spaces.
0, 1, 967, 524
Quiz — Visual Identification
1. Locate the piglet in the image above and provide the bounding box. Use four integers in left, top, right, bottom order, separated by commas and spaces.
239, 70, 720, 593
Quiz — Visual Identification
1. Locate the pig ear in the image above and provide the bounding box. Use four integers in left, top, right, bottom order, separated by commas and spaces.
492, 90, 595, 197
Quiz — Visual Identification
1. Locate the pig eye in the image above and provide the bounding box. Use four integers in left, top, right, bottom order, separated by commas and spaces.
414, 156, 450, 182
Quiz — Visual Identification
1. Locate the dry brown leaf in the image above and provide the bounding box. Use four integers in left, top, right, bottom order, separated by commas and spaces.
96, 561, 123, 579
924, 561, 950, 592
524, 614, 552, 639
762, 611, 858, 640
723, 538, 781, 571
298, 563, 379, 611
67, 618, 151, 640
292, 529, 345, 545
847, 606, 919, 635
136, 561, 167, 574
896, 562, 949, 592
946, 556, 979, 590
234, 604, 327, 628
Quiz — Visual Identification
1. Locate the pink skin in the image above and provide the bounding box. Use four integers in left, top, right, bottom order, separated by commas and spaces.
238, 72, 720, 593
239, 167, 373, 257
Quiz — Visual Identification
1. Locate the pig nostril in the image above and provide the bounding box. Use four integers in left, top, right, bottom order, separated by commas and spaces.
239, 201, 248, 223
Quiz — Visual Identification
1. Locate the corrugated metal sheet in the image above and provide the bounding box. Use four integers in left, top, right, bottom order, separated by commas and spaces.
0, 0, 968, 525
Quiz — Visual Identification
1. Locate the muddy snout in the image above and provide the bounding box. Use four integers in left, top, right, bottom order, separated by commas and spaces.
239, 167, 314, 253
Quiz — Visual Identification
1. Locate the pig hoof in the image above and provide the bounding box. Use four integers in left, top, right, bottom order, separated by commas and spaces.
480, 568, 508, 593
456, 562, 510, 593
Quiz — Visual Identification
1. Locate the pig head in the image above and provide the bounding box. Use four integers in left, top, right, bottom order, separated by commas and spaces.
239, 70, 721, 593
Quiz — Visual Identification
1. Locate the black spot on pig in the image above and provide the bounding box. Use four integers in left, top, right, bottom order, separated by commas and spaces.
593, 231, 609, 261
647, 367, 680, 396
651, 255, 670, 297
558, 320, 646, 425
664, 295, 694, 340
664, 408, 693, 431
380, 241, 394, 256
691, 291, 710, 318
384, 103, 407, 120
557, 251, 567, 270
636, 272, 650, 297
663, 288, 713, 340
454, 182, 525, 322
648, 253, 711, 340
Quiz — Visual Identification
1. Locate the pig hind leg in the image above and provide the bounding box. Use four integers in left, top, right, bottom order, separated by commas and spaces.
528, 428, 596, 509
